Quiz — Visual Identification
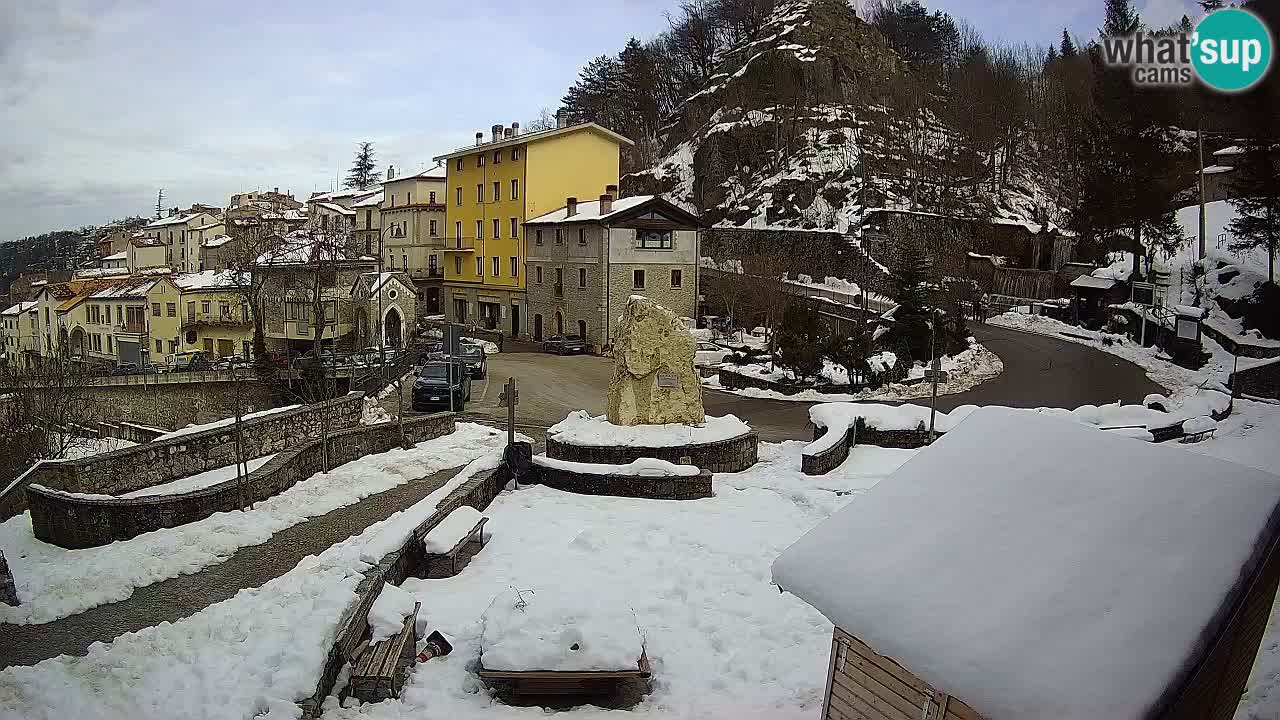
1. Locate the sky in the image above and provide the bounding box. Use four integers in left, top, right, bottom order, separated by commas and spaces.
0, 0, 1206, 242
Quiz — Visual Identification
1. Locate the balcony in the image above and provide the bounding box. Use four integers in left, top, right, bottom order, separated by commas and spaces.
443, 237, 476, 252
116, 320, 147, 336
409, 267, 445, 281
182, 310, 250, 329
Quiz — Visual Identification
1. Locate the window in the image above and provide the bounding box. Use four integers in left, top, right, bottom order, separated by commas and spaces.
535, 266, 543, 284
402, 254, 407, 269
535, 228, 543, 246
578, 227, 587, 244
454, 256, 462, 274
671, 269, 683, 288
493, 218, 500, 239
475, 220, 483, 240
429, 191, 436, 204
476, 257, 484, 276
201, 300, 211, 314
476, 184, 483, 202
510, 257, 518, 277
493, 150, 501, 164
492, 256, 500, 277
555, 228, 563, 245
578, 267, 587, 288
430, 219, 438, 236
106, 336, 112, 354
388, 253, 394, 269
220, 301, 230, 317
510, 217, 518, 239
456, 187, 462, 206
477, 154, 484, 167
407, 191, 412, 205
455, 158, 463, 171
166, 302, 176, 317
389, 193, 395, 208
105, 305, 111, 324
638, 230, 674, 249
632, 269, 646, 289
492, 181, 500, 202
169, 340, 177, 354
156, 339, 162, 352
511, 178, 519, 199
512, 147, 520, 161
455, 221, 462, 241
554, 267, 563, 295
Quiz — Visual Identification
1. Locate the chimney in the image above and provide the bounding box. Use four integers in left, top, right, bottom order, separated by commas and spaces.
605, 184, 618, 199
475, 131, 484, 146
599, 194, 613, 215
504, 127, 513, 139
491, 124, 503, 143
387, 165, 396, 180
511, 122, 520, 136
273, 186, 279, 195
556, 108, 568, 129
566, 197, 578, 217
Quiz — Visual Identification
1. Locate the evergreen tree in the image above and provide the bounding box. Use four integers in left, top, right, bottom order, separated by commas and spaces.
343, 142, 381, 190
1228, 139, 1280, 286
887, 239, 933, 362
1102, 0, 1140, 36
1060, 28, 1077, 57
1046, 44, 1059, 66
775, 304, 827, 381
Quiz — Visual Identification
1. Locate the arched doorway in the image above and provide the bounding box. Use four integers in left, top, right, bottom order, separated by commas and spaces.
533, 314, 543, 341
577, 319, 587, 340
68, 326, 86, 358
383, 306, 404, 348
555, 311, 564, 336
353, 308, 370, 348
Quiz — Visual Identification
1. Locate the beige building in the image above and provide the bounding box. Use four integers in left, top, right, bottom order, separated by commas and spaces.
524, 194, 701, 351
199, 235, 239, 271
144, 210, 221, 272
2, 301, 40, 368
353, 190, 384, 258
307, 187, 380, 237
127, 235, 169, 273
184, 219, 226, 272
380, 165, 447, 314
174, 271, 253, 359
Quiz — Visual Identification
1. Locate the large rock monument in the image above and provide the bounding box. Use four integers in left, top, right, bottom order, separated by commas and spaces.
607, 296, 705, 426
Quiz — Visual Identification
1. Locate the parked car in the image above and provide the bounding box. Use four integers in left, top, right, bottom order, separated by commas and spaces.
542, 334, 588, 355
166, 350, 211, 372
412, 360, 471, 411
110, 362, 139, 376
417, 341, 446, 364
695, 341, 731, 366
453, 344, 487, 378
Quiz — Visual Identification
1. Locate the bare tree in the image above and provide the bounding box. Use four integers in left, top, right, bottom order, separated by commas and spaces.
0, 355, 99, 482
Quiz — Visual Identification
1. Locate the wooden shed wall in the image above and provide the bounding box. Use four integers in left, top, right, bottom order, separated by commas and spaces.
823, 627, 986, 720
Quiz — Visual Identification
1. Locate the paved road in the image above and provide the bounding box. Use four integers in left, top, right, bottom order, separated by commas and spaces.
0, 466, 460, 669
467, 323, 1166, 443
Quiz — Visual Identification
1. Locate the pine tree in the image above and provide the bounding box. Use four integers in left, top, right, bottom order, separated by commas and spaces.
343, 142, 381, 190
1046, 44, 1059, 66
1228, 140, 1280, 286
1060, 28, 1077, 57
1102, 0, 1140, 36
887, 239, 933, 362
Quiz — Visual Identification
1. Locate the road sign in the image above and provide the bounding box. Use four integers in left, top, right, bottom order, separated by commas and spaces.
924, 370, 948, 383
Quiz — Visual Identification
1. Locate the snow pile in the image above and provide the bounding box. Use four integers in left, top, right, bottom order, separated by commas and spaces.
0, 423, 506, 625
1183, 416, 1218, 435
774, 407, 1280, 719
533, 455, 701, 477
866, 350, 897, 373
480, 586, 645, 672
0, 445, 510, 720
120, 455, 275, 498
1033, 402, 1174, 431
154, 404, 301, 440
368, 582, 418, 642
422, 506, 485, 553
810, 402, 977, 434
361, 396, 392, 425
547, 411, 751, 447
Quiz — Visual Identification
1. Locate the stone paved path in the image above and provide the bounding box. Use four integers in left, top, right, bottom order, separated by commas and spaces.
0, 466, 461, 669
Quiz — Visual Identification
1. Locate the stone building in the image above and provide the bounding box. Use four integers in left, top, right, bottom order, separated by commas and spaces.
350, 272, 418, 350
525, 193, 701, 351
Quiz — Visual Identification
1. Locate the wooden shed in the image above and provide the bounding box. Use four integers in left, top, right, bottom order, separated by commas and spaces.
773, 407, 1280, 720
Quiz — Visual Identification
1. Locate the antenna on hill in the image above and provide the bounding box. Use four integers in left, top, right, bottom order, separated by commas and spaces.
155, 189, 165, 219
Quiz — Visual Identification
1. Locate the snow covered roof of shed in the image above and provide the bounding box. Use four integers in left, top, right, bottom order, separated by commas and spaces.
173, 270, 247, 291
102, 251, 127, 261
1070, 274, 1118, 290
1213, 145, 1245, 156
353, 191, 384, 208
313, 202, 355, 216
525, 195, 701, 226
201, 235, 233, 248
771, 407, 1280, 720
1199, 164, 1235, 175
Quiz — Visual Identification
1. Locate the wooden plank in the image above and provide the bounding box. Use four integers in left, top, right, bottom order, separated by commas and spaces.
830, 671, 914, 720
836, 630, 932, 696
834, 660, 924, 719
839, 644, 928, 711
943, 697, 986, 720
829, 686, 893, 720
821, 638, 841, 720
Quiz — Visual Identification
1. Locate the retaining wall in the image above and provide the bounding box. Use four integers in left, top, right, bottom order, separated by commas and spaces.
545, 431, 759, 474
524, 464, 713, 500
1203, 322, 1280, 360
299, 462, 511, 717
854, 420, 940, 449
0, 394, 365, 521
1234, 359, 1280, 401
718, 366, 863, 396
27, 412, 456, 549
802, 423, 855, 475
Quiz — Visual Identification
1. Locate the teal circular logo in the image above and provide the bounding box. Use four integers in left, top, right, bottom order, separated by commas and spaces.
1193, 8, 1273, 92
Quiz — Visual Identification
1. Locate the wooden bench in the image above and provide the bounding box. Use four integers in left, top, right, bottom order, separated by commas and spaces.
350, 601, 420, 703
423, 507, 489, 577
478, 651, 651, 698
1181, 428, 1217, 443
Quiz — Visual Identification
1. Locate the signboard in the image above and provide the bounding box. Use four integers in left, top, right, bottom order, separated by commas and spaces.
657, 372, 680, 388
924, 370, 949, 383
1177, 318, 1199, 341
1131, 282, 1156, 306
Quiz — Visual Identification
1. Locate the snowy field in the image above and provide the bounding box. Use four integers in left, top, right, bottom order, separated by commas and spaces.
0, 422, 506, 625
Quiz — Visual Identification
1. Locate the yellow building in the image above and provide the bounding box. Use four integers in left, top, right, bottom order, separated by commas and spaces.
174, 271, 254, 359
432, 121, 632, 336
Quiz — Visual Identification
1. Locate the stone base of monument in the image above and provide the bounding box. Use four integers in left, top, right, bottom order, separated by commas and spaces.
545, 412, 759, 474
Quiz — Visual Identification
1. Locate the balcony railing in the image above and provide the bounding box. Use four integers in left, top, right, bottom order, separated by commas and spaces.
116, 320, 147, 334
182, 310, 250, 328
410, 267, 445, 280
444, 237, 476, 251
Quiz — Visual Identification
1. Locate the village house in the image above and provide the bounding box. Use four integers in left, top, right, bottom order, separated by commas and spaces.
353, 188, 384, 261
379, 165, 448, 314
174, 270, 253, 360
433, 119, 634, 336
126, 234, 169, 274
143, 209, 222, 272
525, 193, 701, 350
1, 301, 40, 369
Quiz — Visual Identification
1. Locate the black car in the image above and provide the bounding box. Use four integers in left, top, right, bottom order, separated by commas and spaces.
454, 344, 487, 378
542, 334, 588, 355
412, 360, 471, 411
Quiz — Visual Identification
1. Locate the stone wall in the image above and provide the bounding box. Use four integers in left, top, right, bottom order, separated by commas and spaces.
545, 431, 759, 474
719, 366, 864, 396
1235, 359, 1280, 401
41, 379, 276, 430
802, 424, 854, 476
27, 412, 456, 549
299, 463, 511, 718
854, 419, 939, 449
1201, 322, 1280, 360
523, 464, 713, 500
0, 394, 365, 521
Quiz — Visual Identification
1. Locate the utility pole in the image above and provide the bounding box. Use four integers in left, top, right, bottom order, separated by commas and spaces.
156, 189, 165, 220
1198, 120, 1208, 261
927, 312, 940, 443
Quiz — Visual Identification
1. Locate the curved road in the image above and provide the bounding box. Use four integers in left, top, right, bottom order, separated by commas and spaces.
471, 323, 1166, 443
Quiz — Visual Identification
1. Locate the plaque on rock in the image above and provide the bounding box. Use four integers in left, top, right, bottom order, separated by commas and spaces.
657, 372, 679, 388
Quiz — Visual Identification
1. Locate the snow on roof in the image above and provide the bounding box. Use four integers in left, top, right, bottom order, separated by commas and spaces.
89, 277, 164, 299
525, 195, 655, 224
1213, 145, 1245, 156
102, 251, 127, 260
173, 270, 247, 291
190, 221, 223, 231
308, 187, 380, 203
73, 267, 132, 279
359, 271, 408, 294
201, 234, 234, 248
314, 201, 355, 216
146, 212, 205, 228
1071, 274, 1118, 290
254, 232, 371, 266
1199, 164, 1235, 175
384, 165, 447, 183
772, 407, 1280, 719
433, 122, 634, 162
353, 191, 384, 208
2, 302, 37, 316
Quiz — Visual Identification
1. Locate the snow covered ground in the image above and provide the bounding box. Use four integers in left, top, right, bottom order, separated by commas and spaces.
58, 435, 136, 460
0, 451, 507, 720
155, 404, 301, 440
548, 411, 751, 447
119, 455, 275, 498
0, 422, 506, 625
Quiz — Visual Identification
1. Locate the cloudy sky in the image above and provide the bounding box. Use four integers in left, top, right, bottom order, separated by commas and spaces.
0, 0, 1202, 241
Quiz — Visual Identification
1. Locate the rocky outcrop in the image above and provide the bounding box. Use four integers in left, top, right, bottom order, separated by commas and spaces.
606, 296, 705, 426
0, 551, 18, 606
